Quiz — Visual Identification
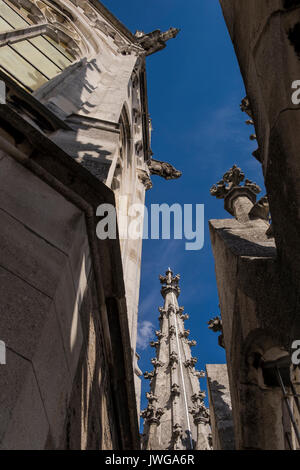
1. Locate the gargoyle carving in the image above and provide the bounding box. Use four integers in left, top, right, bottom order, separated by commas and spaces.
148, 158, 182, 180
135, 27, 180, 56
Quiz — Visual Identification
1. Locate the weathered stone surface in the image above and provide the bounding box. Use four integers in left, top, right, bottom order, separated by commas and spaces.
0, 349, 49, 450
206, 364, 235, 450
0, 155, 84, 254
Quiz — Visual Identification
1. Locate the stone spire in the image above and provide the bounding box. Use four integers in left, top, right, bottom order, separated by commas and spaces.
141, 269, 211, 450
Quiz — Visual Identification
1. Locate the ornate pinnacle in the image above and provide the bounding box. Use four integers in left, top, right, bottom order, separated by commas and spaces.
160, 268, 181, 297
150, 340, 159, 349
210, 165, 261, 219
187, 339, 197, 347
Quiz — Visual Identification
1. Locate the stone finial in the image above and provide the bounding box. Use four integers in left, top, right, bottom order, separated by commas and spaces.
135, 28, 180, 56
210, 165, 261, 221
150, 340, 159, 349
160, 268, 181, 297
148, 158, 182, 180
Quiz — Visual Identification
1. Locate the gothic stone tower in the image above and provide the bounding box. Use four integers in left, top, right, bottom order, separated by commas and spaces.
141, 269, 211, 450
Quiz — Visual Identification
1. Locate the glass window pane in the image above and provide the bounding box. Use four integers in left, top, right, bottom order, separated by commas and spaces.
0, 45, 48, 90
43, 35, 75, 62
11, 40, 62, 78
0, 0, 29, 28
30, 36, 72, 69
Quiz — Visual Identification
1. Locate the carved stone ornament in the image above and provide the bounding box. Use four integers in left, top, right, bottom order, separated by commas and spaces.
171, 383, 180, 397
207, 316, 222, 333
134, 27, 180, 56
169, 351, 178, 369
137, 169, 153, 190
151, 358, 164, 369
148, 158, 182, 180
141, 405, 165, 425
189, 404, 210, 425
192, 391, 206, 403
184, 357, 198, 368
172, 423, 183, 449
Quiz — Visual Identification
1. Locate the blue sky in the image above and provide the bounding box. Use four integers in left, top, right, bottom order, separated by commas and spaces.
102, 0, 265, 423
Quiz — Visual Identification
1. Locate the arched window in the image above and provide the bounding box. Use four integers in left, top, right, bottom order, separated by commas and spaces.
0, 0, 77, 91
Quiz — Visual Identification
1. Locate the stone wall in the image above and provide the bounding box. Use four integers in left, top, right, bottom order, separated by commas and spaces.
206, 364, 235, 450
